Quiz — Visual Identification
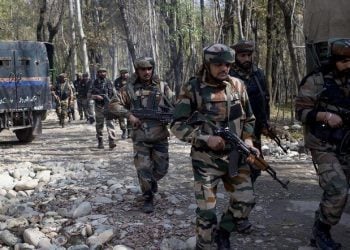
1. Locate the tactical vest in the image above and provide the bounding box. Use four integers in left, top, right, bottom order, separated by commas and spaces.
229, 67, 268, 127
189, 77, 244, 136
306, 71, 350, 152
56, 82, 71, 101
127, 80, 170, 143
91, 78, 114, 106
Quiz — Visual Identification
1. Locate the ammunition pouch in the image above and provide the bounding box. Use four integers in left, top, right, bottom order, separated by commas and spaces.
311, 123, 350, 154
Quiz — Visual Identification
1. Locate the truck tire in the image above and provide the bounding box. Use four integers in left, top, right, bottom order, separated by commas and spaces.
15, 128, 35, 142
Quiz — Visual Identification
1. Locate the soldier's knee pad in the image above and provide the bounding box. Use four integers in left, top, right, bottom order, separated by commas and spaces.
196, 208, 217, 223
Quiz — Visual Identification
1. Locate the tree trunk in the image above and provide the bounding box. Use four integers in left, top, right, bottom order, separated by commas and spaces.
36, 0, 47, 41
265, 0, 274, 107
47, 0, 65, 43
68, 0, 77, 78
200, 0, 205, 47
236, 0, 244, 39
75, 0, 90, 75
117, 0, 136, 63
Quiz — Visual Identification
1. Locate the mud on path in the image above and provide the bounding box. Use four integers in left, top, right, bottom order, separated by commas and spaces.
0, 111, 349, 249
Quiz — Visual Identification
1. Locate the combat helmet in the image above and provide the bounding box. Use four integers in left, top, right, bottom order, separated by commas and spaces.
203, 44, 235, 64
134, 57, 155, 69
97, 67, 107, 73
231, 40, 255, 53
328, 38, 350, 61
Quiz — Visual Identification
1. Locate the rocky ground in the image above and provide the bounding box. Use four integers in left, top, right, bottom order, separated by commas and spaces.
0, 111, 350, 250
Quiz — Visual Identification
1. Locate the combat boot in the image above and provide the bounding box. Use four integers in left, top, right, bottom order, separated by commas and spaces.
127, 129, 132, 138
216, 228, 231, 250
109, 139, 116, 149
236, 218, 252, 234
312, 219, 341, 250
121, 129, 127, 139
97, 138, 104, 149
142, 192, 154, 214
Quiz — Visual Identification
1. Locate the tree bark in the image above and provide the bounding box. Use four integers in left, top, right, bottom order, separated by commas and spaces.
47, 0, 65, 43
36, 0, 47, 41
117, 0, 136, 63
75, 0, 90, 75
68, 0, 77, 78
265, 0, 274, 107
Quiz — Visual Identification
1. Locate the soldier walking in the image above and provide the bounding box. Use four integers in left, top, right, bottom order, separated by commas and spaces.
76, 72, 91, 121
51, 73, 73, 128
171, 44, 257, 250
295, 38, 350, 250
229, 40, 271, 232
88, 68, 117, 149
114, 68, 131, 139
110, 57, 174, 214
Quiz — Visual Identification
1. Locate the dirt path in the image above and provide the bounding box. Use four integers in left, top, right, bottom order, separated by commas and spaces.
0, 111, 349, 249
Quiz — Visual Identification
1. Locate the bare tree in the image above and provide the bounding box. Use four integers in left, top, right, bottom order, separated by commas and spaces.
75, 0, 90, 75
36, 0, 47, 41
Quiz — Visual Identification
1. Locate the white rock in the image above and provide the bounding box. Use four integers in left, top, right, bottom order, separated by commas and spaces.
5, 190, 17, 199
188, 204, 197, 210
113, 245, 133, 250
0, 230, 21, 246
186, 236, 196, 250
72, 202, 92, 218
0, 173, 15, 190
160, 237, 187, 250
87, 228, 114, 245
6, 217, 29, 230
14, 179, 39, 191
23, 228, 49, 247
36, 170, 51, 183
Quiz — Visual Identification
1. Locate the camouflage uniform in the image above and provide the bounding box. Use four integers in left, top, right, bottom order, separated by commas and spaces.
76, 73, 91, 121
68, 80, 77, 121
114, 68, 131, 138
229, 40, 270, 183
111, 57, 174, 213
88, 69, 117, 148
295, 38, 350, 249
171, 44, 255, 249
52, 74, 73, 128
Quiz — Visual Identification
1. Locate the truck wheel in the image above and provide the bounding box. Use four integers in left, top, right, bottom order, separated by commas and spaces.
15, 128, 35, 142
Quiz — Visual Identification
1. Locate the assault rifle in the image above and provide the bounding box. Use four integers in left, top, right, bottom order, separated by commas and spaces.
318, 101, 350, 125
263, 127, 289, 154
187, 111, 289, 190
131, 109, 173, 125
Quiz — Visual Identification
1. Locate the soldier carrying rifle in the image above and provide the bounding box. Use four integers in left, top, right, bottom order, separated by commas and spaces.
109, 57, 174, 214
170, 44, 259, 250
51, 73, 74, 128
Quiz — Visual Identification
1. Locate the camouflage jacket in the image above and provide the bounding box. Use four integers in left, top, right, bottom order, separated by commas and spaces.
53, 81, 73, 102
88, 77, 116, 108
111, 74, 174, 142
229, 63, 270, 132
295, 70, 350, 150
170, 75, 255, 151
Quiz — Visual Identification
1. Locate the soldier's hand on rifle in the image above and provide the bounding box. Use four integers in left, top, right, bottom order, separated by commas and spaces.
129, 114, 141, 129
244, 138, 260, 157
325, 112, 343, 128
207, 135, 226, 151
92, 95, 104, 100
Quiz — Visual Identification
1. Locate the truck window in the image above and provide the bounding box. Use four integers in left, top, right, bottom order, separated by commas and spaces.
19, 58, 30, 66
0, 58, 11, 67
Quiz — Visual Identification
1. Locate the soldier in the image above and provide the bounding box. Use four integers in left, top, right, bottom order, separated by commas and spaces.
68, 74, 79, 122
229, 40, 270, 183
109, 57, 174, 214
51, 73, 73, 128
74, 73, 87, 120
82, 73, 96, 124
229, 40, 271, 233
114, 68, 130, 139
295, 38, 350, 250
170, 44, 257, 250
88, 68, 117, 149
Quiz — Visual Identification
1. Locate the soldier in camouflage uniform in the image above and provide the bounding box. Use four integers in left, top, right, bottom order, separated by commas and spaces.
295, 38, 350, 250
229, 40, 271, 234
110, 57, 174, 214
114, 68, 130, 139
88, 68, 117, 149
170, 44, 257, 250
77, 72, 93, 122
51, 73, 73, 128
229, 40, 270, 183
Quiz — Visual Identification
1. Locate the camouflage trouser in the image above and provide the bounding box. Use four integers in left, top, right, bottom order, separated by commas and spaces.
55, 100, 69, 124
95, 106, 116, 141
77, 98, 89, 119
311, 150, 350, 225
191, 148, 255, 250
133, 140, 169, 197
